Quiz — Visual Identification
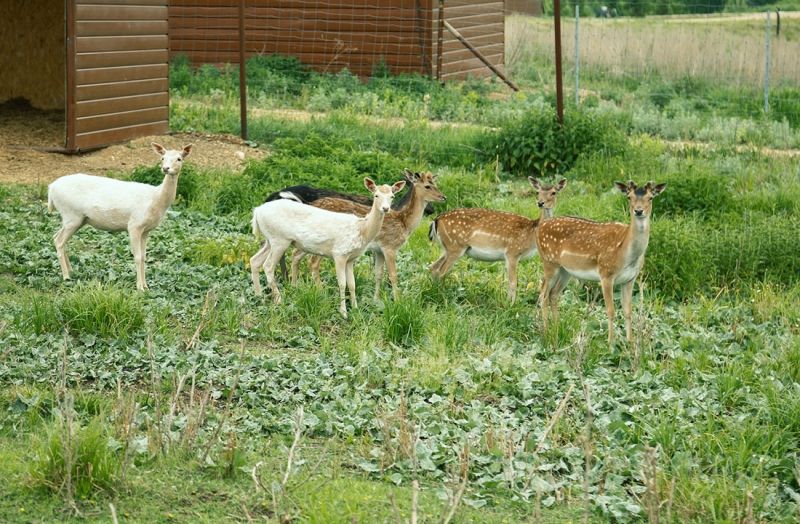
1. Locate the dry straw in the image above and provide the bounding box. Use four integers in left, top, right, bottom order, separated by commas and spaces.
507, 13, 800, 86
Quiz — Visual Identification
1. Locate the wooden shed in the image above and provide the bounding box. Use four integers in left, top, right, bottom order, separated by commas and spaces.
0, 0, 169, 152
169, 0, 504, 81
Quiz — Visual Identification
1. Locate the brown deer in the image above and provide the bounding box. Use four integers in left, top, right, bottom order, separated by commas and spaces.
428, 177, 566, 303
291, 170, 446, 299
537, 180, 666, 344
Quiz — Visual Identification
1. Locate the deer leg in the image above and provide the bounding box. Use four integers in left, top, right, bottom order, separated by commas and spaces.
548, 269, 571, 326
384, 249, 401, 301
429, 253, 446, 275
539, 264, 558, 330
372, 250, 386, 300
264, 240, 290, 304
290, 249, 305, 286
600, 277, 616, 344
129, 228, 146, 291
333, 256, 348, 318
310, 255, 323, 287
54, 219, 83, 280
621, 279, 635, 343
505, 254, 519, 303
139, 231, 150, 290
249, 241, 271, 295
346, 258, 358, 310
431, 247, 466, 280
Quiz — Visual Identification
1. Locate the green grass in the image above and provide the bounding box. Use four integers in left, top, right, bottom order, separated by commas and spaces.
3, 49, 800, 521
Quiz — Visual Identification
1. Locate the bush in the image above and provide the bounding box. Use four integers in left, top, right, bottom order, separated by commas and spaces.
492, 106, 627, 177
128, 163, 200, 206
29, 416, 121, 499
15, 293, 62, 335
186, 236, 257, 267
59, 282, 145, 339
383, 295, 425, 347
656, 167, 734, 217
647, 213, 800, 300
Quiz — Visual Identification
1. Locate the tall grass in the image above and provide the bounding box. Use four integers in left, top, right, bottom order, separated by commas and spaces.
508, 14, 800, 87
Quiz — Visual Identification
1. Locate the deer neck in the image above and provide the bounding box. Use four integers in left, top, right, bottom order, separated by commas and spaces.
395, 185, 426, 232
151, 173, 180, 215
359, 199, 387, 243
623, 215, 651, 262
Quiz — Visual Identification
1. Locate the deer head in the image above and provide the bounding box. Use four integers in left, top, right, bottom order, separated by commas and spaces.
529, 177, 567, 218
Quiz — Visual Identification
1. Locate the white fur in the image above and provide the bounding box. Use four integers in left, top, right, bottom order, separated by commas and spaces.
47, 143, 192, 291
250, 179, 403, 317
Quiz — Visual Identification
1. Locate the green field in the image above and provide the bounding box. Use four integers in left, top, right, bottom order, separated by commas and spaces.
2, 17, 800, 523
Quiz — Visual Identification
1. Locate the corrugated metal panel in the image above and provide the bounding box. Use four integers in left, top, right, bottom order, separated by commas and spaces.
70, 0, 169, 151
169, 0, 433, 77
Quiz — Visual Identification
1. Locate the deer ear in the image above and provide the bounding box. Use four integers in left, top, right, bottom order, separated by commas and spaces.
151, 142, 166, 156
391, 180, 407, 194
556, 178, 567, 191
181, 144, 193, 158
614, 181, 629, 194
652, 182, 667, 196
364, 177, 377, 192
528, 176, 542, 189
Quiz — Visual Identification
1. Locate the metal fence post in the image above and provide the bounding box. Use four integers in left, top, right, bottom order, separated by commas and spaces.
764, 10, 771, 114
575, 4, 580, 106
239, 0, 248, 140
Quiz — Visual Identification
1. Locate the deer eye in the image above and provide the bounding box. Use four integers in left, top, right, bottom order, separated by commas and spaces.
425, 184, 431, 189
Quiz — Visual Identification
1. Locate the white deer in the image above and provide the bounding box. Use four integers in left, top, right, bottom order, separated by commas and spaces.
250, 177, 405, 317
290, 170, 447, 300
47, 143, 193, 291
537, 180, 666, 344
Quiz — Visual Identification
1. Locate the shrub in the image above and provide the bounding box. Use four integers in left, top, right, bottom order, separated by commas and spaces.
647, 213, 800, 300
656, 167, 734, 217
186, 236, 258, 267
492, 106, 627, 177
383, 295, 425, 347
28, 416, 121, 499
15, 293, 62, 335
59, 282, 145, 339
127, 163, 200, 206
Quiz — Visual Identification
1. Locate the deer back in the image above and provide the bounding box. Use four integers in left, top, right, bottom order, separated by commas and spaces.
435, 208, 539, 254
537, 217, 631, 276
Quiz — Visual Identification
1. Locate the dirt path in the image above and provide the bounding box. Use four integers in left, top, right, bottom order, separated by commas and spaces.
0, 131, 265, 185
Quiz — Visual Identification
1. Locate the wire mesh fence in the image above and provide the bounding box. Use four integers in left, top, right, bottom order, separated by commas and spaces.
165, 1, 800, 152
507, 4, 800, 134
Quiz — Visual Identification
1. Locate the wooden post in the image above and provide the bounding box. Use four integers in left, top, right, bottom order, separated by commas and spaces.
239, 0, 248, 140
444, 21, 518, 91
436, 0, 445, 83
554, 0, 564, 124
65, 0, 76, 151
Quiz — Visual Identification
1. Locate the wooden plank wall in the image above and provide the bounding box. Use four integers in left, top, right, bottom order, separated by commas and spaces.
169, 0, 439, 77
434, 0, 504, 80
72, 0, 169, 150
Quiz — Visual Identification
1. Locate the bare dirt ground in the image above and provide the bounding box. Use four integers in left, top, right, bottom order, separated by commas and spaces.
0, 102, 265, 185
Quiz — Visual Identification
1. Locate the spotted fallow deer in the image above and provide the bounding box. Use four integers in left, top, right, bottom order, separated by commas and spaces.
537, 180, 666, 344
291, 170, 446, 300
428, 177, 567, 303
